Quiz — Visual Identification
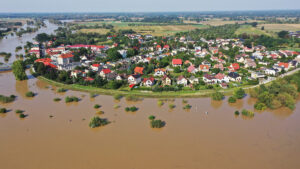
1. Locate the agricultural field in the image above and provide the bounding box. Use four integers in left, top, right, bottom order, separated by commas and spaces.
75, 21, 208, 36
258, 23, 300, 32
200, 19, 264, 26
235, 25, 274, 36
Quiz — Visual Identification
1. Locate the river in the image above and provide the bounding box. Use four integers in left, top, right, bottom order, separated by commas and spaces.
0, 21, 300, 169
0, 20, 58, 63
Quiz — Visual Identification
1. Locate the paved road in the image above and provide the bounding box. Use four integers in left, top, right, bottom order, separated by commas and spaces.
245, 67, 300, 89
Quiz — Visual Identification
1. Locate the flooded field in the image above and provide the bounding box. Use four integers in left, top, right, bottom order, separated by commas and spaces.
0, 71, 300, 169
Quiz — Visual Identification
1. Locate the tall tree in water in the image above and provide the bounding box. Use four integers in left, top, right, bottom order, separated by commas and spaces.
12, 60, 27, 80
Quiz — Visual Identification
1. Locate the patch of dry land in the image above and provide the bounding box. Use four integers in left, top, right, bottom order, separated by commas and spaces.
258, 23, 300, 32
76, 21, 207, 36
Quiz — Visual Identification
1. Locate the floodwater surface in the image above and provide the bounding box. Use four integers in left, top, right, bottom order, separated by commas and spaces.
0, 71, 300, 169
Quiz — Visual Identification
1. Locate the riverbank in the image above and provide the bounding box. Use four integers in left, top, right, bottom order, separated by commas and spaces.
38, 76, 254, 98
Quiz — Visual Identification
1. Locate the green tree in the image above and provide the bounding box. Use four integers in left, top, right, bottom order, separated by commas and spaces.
12, 60, 27, 81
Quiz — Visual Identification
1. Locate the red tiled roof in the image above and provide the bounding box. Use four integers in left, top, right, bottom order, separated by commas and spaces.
92, 64, 100, 67
231, 63, 240, 70
101, 68, 111, 74
172, 59, 182, 65
134, 67, 144, 74
59, 53, 74, 59
215, 73, 225, 80
279, 62, 289, 68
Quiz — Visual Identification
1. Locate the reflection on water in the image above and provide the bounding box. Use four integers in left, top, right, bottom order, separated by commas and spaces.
15, 80, 29, 98
210, 99, 223, 109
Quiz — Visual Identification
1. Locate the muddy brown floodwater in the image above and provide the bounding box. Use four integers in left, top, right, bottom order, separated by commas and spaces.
1, 71, 300, 169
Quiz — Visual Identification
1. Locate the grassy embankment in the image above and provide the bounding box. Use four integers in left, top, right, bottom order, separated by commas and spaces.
38, 76, 255, 98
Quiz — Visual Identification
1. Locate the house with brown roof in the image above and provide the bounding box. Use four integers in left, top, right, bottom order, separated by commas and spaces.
162, 75, 172, 86
177, 75, 188, 86
199, 65, 210, 72
154, 68, 166, 76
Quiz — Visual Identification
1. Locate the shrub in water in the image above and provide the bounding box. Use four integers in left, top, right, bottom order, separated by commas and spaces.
53, 98, 61, 102
234, 111, 240, 116
89, 116, 110, 128
183, 104, 192, 110
0, 108, 7, 113
57, 88, 67, 93
228, 96, 237, 103
150, 119, 165, 128
0, 94, 16, 103
19, 113, 26, 118
169, 104, 175, 109
25, 91, 35, 97
94, 104, 101, 109
15, 109, 24, 114
148, 115, 156, 120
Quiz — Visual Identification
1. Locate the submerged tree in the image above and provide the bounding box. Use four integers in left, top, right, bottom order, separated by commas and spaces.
12, 60, 27, 81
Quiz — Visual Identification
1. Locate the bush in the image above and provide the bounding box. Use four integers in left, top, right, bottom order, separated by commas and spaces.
96, 111, 104, 115
0, 94, 16, 103
125, 95, 139, 101
234, 110, 240, 115
114, 104, 120, 109
183, 104, 192, 110
234, 88, 246, 99
89, 116, 110, 128
254, 102, 267, 111
94, 104, 101, 109
19, 113, 26, 118
53, 98, 61, 102
157, 100, 164, 106
211, 92, 224, 101
125, 106, 138, 112
169, 104, 175, 109
25, 91, 35, 97
228, 96, 237, 103
150, 119, 165, 128
148, 115, 156, 120
241, 109, 254, 117
114, 94, 123, 100
0, 108, 7, 113
65, 96, 79, 103
15, 109, 24, 114
57, 88, 67, 93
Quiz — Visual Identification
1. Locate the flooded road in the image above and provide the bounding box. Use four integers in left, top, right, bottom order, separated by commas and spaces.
0, 20, 58, 63
0, 71, 300, 169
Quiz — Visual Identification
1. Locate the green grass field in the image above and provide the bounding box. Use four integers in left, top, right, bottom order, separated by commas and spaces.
76, 21, 208, 36
235, 25, 274, 36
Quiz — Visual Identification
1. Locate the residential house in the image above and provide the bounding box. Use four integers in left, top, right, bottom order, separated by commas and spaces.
177, 76, 188, 86
244, 59, 257, 68
57, 53, 74, 65
203, 74, 217, 84
215, 73, 229, 83
189, 76, 199, 84
228, 72, 242, 81
134, 66, 144, 74
228, 63, 240, 72
143, 77, 155, 87
128, 74, 142, 85
199, 65, 210, 72
251, 72, 265, 79
264, 68, 278, 76
172, 59, 182, 67
154, 68, 166, 76
187, 65, 198, 74
99, 68, 112, 78
91, 64, 101, 72
162, 75, 172, 86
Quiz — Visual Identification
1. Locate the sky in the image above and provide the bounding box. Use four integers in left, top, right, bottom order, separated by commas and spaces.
1, 0, 300, 13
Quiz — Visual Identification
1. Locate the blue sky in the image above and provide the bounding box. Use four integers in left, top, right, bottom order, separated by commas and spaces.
1, 0, 300, 12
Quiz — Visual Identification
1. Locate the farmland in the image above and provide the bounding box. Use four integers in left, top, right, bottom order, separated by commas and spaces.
75, 21, 208, 36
